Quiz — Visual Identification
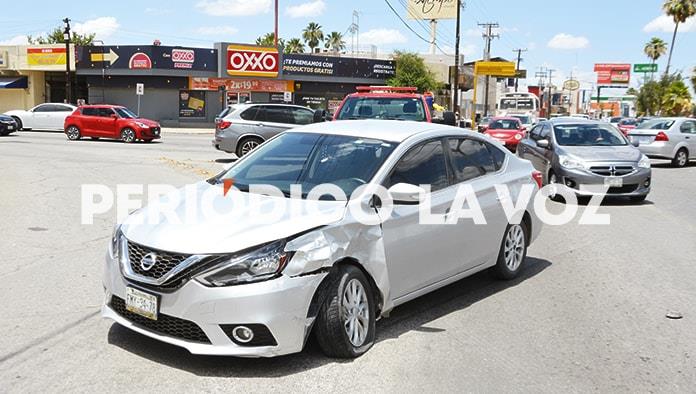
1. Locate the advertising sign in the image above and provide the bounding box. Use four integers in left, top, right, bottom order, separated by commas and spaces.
226, 44, 279, 78
594, 63, 631, 85
189, 77, 293, 93
563, 79, 580, 91
282, 54, 396, 80
170, 48, 195, 69
474, 61, 516, 77
633, 63, 658, 73
27, 47, 66, 66
179, 90, 206, 118
129, 52, 152, 69
407, 0, 458, 20
77, 46, 217, 72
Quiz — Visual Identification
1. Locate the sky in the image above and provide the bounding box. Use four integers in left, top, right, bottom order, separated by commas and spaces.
1, 0, 695, 94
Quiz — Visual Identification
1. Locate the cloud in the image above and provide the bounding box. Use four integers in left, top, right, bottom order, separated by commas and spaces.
0, 35, 29, 45
145, 7, 173, 16
359, 29, 407, 46
73, 17, 120, 40
196, 0, 271, 16
460, 43, 479, 58
286, 0, 326, 18
195, 26, 239, 36
547, 33, 589, 50
643, 14, 696, 33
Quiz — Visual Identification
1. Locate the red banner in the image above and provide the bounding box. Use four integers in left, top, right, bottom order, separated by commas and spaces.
189, 77, 293, 93
594, 63, 631, 85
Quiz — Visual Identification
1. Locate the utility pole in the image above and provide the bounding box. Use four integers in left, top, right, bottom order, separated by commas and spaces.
63, 18, 71, 104
547, 68, 556, 117
452, 0, 462, 115
429, 19, 437, 55
349, 11, 359, 56
535, 67, 548, 117
479, 22, 499, 117
512, 48, 527, 92
274, 0, 279, 47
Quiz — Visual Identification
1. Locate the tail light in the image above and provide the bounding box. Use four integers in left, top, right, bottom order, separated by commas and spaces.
532, 171, 543, 188
218, 120, 232, 129
654, 131, 669, 141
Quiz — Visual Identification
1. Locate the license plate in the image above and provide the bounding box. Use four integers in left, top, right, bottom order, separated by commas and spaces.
125, 287, 158, 320
633, 136, 652, 144
7, 125, 14, 130
604, 177, 623, 187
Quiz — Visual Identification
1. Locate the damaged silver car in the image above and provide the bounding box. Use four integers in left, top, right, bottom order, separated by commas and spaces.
102, 120, 542, 358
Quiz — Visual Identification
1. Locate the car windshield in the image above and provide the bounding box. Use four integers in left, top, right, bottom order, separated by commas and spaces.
638, 119, 674, 130
489, 119, 520, 130
114, 107, 137, 118
217, 132, 397, 199
619, 119, 637, 126
336, 97, 426, 121
610, 117, 623, 123
554, 124, 628, 146
510, 115, 530, 124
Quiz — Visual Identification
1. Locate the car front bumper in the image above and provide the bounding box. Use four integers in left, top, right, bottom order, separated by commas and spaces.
0, 121, 17, 134
554, 166, 651, 197
102, 253, 327, 357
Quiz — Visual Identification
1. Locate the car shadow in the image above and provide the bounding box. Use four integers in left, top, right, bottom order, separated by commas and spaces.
651, 162, 696, 169
106, 257, 551, 377
78, 139, 163, 145
214, 157, 238, 164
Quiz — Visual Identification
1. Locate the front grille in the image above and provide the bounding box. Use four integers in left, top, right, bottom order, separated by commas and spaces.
607, 184, 638, 194
110, 296, 211, 344
589, 165, 635, 176
127, 241, 190, 280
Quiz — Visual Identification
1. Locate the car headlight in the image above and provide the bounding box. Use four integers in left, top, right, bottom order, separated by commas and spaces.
135, 121, 148, 128
514, 133, 523, 140
195, 240, 289, 287
638, 154, 651, 169
109, 224, 122, 260
559, 155, 586, 170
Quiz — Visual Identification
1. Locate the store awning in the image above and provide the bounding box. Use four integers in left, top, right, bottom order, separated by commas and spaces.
0, 76, 28, 89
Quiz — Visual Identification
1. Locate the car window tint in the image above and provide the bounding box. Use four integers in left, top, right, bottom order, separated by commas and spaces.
240, 107, 258, 121
264, 106, 293, 124
528, 125, 542, 140
485, 142, 507, 171
98, 108, 115, 117
386, 140, 448, 191
292, 108, 314, 125
53, 105, 72, 112
540, 124, 551, 139
33, 104, 51, 112
81, 107, 98, 116
680, 121, 695, 134
447, 138, 496, 182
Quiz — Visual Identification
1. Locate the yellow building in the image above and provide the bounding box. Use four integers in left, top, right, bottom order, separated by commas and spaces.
0, 44, 76, 113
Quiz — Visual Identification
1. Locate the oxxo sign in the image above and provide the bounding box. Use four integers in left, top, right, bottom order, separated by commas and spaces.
226, 44, 279, 78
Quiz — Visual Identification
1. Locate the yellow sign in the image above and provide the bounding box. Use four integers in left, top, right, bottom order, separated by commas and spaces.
407, 0, 458, 20
27, 47, 66, 66
474, 61, 517, 77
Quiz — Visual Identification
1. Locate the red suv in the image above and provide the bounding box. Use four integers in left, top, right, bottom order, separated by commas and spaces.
329, 86, 455, 125
64, 105, 161, 143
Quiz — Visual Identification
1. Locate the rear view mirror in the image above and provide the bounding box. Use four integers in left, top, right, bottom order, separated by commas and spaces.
388, 183, 424, 204
536, 139, 550, 149
313, 109, 328, 123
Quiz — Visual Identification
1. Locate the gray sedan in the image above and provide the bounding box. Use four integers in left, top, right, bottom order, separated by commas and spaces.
628, 117, 696, 167
517, 118, 652, 202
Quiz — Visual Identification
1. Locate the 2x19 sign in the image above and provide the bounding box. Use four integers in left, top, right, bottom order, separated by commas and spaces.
227, 45, 279, 78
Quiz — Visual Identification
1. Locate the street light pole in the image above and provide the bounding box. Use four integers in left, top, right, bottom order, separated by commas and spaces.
274, 0, 279, 47
452, 0, 461, 116
63, 18, 71, 104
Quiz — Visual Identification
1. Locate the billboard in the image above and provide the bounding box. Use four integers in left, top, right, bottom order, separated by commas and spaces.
77, 45, 217, 72
282, 54, 395, 80
27, 47, 66, 66
594, 63, 631, 86
407, 0, 458, 20
226, 44, 279, 78
189, 77, 293, 93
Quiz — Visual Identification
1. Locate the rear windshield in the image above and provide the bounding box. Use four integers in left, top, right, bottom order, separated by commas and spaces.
336, 97, 426, 121
489, 119, 520, 130
639, 119, 674, 130
554, 124, 628, 146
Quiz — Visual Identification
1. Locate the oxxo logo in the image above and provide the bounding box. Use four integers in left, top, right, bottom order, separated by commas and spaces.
172, 49, 194, 63
227, 45, 279, 77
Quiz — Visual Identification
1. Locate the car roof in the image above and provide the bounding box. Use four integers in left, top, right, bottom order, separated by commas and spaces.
345, 92, 423, 99
78, 104, 124, 108
491, 116, 521, 121
548, 117, 601, 125
287, 119, 467, 142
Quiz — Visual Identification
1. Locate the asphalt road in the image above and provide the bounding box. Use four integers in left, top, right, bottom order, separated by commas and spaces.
1, 130, 695, 393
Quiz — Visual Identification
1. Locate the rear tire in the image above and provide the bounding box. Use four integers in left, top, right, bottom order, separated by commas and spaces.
672, 148, 688, 168
120, 128, 136, 143
491, 222, 529, 280
66, 126, 81, 141
314, 265, 376, 358
235, 136, 263, 157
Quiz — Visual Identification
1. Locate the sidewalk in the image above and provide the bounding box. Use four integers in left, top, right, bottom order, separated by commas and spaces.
161, 127, 213, 135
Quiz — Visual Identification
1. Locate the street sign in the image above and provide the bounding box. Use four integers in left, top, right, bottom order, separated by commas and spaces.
474, 61, 517, 77
514, 69, 527, 79
634, 63, 658, 73
283, 91, 292, 102
136, 83, 144, 95
563, 80, 580, 91
90, 49, 120, 66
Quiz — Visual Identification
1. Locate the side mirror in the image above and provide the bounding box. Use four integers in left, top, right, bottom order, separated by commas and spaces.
313, 109, 328, 123
388, 183, 424, 205
442, 111, 456, 126
110, 114, 118, 119
536, 139, 550, 149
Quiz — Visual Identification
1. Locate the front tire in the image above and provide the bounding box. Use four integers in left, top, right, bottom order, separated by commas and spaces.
672, 148, 688, 168
491, 223, 528, 280
66, 126, 81, 141
315, 266, 376, 358
11, 117, 22, 130
120, 128, 136, 143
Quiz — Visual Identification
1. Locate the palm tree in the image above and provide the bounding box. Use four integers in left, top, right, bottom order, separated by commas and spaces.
285, 38, 305, 54
662, 0, 696, 76
643, 37, 667, 80
302, 22, 324, 53
662, 79, 692, 115
255, 32, 284, 48
691, 66, 696, 94
324, 31, 346, 53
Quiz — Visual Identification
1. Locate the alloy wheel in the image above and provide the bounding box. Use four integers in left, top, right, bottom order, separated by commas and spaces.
677, 151, 687, 167
66, 126, 80, 140
121, 129, 135, 143
240, 140, 260, 155
503, 224, 525, 271
342, 278, 370, 347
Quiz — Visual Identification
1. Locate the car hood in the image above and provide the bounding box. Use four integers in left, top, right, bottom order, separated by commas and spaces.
121, 181, 347, 254
559, 145, 641, 163
3, 110, 28, 117
132, 118, 159, 126
487, 129, 521, 135
0, 115, 14, 121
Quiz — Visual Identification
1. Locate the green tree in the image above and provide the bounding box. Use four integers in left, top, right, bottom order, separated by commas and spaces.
284, 38, 305, 54
636, 80, 662, 115
691, 66, 696, 93
302, 22, 324, 53
255, 32, 283, 47
662, 0, 696, 76
387, 51, 440, 92
28, 26, 95, 45
324, 31, 345, 53
662, 78, 692, 116
643, 37, 667, 80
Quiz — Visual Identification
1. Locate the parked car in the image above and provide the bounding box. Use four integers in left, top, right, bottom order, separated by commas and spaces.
4, 103, 76, 131
332, 86, 456, 126
508, 114, 534, 130
478, 116, 493, 132
628, 117, 696, 167
608, 116, 624, 127
104, 120, 542, 358
212, 103, 316, 156
63, 105, 161, 143
483, 117, 526, 152
517, 117, 651, 202
617, 118, 638, 135
0, 114, 18, 136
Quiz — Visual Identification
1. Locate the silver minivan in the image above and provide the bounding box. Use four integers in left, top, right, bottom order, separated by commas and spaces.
212, 103, 315, 156
628, 118, 696, 167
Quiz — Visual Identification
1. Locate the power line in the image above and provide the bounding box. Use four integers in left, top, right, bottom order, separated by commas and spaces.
382, 0, 452, 56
